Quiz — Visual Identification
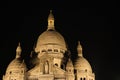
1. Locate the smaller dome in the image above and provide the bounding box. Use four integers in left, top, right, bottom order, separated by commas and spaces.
6, 58, 27, 72
74, 56, 92, 72
66, 58, 73, 67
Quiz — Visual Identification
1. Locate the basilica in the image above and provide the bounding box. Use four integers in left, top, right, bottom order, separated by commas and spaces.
2, 10, 95, 80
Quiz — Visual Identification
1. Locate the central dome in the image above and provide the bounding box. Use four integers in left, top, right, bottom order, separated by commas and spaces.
35, 10, 67, 53
35, 30, 67, 53
36, 30, 66, 48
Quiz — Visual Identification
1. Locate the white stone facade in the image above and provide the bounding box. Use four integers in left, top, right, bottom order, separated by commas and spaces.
3, 10, 95, 80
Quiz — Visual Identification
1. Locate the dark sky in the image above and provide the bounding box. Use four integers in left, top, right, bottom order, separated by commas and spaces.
0, 0, 116, 80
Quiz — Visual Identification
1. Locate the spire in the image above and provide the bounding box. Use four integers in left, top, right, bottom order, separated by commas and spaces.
47, 10, 55, 30
16, 42, 22, 58
77, 41, 83, 57
68, 58, 72, 63
66, 58, 73, 68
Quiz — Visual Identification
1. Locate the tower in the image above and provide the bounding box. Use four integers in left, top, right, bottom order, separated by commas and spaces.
35, 10, 67, 68
3, 43, 27, 80
66, 58, 75, 80
74, 41, 95, 80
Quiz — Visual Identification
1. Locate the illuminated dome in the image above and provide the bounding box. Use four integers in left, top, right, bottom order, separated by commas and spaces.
35, 10, 67, 53
35, 30, 66, 49
74, 41, 92, 72
6, 43, 27, 74
74, 57, 92, 72
6, 58, 27, 72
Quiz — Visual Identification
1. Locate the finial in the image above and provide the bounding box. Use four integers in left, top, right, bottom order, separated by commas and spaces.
68, 58, 70, 61
48, 10, 54, 20
18, 42, 20, 46
66, 58, 73, 68
77, 41, 83, 57
50, 10, 52, 13
77, 41, 82, 49
78, 41, 80, 45
47, 10, 55, 30
16, 42, 22, 58
16, 42, 22, 52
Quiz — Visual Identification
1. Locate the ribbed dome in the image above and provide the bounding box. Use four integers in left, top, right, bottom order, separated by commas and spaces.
35, 30, 67, 52
6, 58, 27, 72
74, 56, 92, 72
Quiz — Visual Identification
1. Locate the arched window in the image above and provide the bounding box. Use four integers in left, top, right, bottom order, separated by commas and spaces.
54, 49, 58, 52
48, 49, 52, 52
42, 49, 46, 52
10, 71, 12, 74
50, 20, 52, 23
80, 78, 82, 80
69, 69, 71, 72
83, 78, 86, 80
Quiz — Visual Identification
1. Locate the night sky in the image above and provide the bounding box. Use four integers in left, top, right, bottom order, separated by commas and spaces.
0, 1, 116, 80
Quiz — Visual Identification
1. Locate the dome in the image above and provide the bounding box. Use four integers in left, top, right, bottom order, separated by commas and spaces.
66, 58, 73, 67
6, 58, 27, 72
35, 30, 67, 52
74, 56, 92, 72
35, 10, 67, 53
